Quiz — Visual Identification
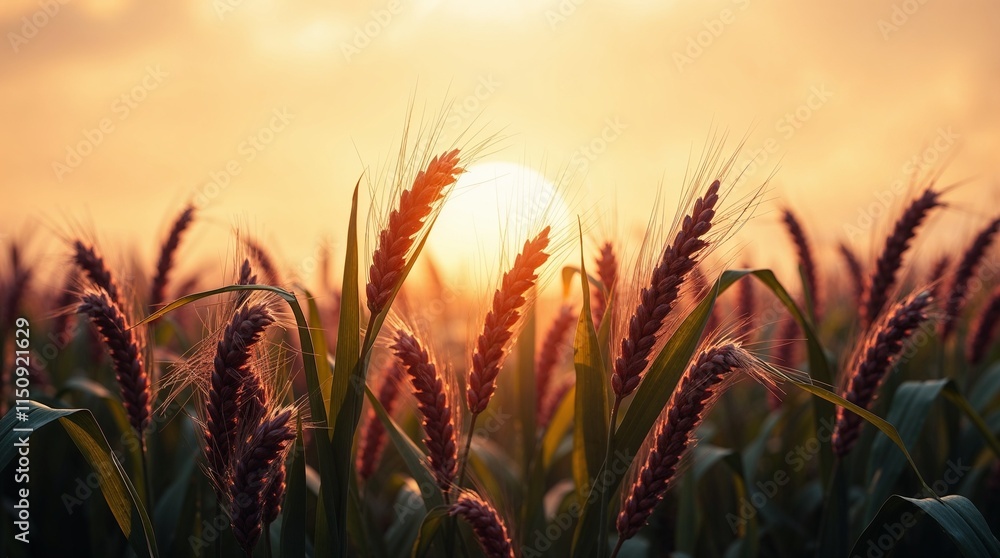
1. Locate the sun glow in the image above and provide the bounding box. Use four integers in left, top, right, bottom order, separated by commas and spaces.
427, 162, 573, 280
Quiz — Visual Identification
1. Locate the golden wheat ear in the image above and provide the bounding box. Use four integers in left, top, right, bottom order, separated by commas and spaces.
367, 149, 464, 316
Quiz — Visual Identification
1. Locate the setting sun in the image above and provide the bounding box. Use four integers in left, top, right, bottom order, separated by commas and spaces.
427, 161, 573, 279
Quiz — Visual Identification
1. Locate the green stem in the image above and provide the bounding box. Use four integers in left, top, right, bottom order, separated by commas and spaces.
610, 537, 625, 558
456, 412, 480, 493
597, 399, 621, 558
140, 437, 154, 518
263, 526, 273, 558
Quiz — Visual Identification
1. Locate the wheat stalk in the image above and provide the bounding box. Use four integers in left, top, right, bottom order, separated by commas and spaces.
229, 409, 295, 557
72, 240, 122, 305
535, 304, 576, 420
593, 241, 618, 329
927, 255, 951, 299
969, 286, 1000, 365
366, 149, 464, 315
467, 226, 552, 415
149, 204, 195, 309
862, 189, 939, 327
244, 237, 282, 285
942, 216, 1000, 338
78, 292, 151, 446
449, 491, 515, 558
612, 180, 720, 403
832, 291, 932, 457
782, 208, 821, 320
838, 243, 864, 307
357, 360, 405, 480
204, 303, 275, 488
391, 329, 459, 491
614, 343, 749, 552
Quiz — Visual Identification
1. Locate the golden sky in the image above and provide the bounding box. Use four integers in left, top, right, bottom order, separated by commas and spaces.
2, 0, 999, 285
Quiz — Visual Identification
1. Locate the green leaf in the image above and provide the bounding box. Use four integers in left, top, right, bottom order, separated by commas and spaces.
572, 224, 609, 502
852, 495, 1000, 557
328, 181, 362, 429
303, 289, 334, 424
412, 507, 450, 558
542, 385, 576, 469
280, 418, 306, 558
0, 402, 158, 558
865, 380, 948, 522
940, 383, 1000, 459
56, 377, 147, 506
786, 380, 931, 492
969, 363, 1000, 412
677, 445, 760, 558
363, 386, 445, 511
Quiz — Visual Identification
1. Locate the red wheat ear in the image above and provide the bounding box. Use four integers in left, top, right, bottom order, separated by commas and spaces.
449, 491, 515, 558
149, 204, 195, 309
367, 149, 464, 315
838, 243, 864, 307
467, 226, 552, 415
73, 240, 122, 305
229, 409, 295, 557
391, 329, 459, 491
832, 291, 932, 457
615, 343, 752, 553
781, 208, 821, 321
968, 286, 1000, 365
927, 255, 951, 299
862, 188, 940, 327
942, 215, 1000, 339
357, 360, 405, 480
243, 237, 282, 285
204, 303, 275, 489
612, 180, 720, 403
78, 292, 151, 446
234, 258, 257, 308
535, 304, 576, 421
593, 241, 618, 328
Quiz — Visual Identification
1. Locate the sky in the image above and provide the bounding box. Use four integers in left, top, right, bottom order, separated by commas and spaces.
2, 0, 999, 290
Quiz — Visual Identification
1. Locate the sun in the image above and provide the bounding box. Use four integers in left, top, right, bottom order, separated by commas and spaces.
426, 162, 572, 280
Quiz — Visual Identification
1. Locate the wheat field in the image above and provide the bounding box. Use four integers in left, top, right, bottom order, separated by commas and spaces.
1, 134, 1000, 558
